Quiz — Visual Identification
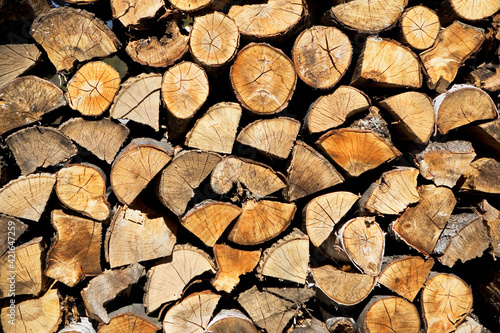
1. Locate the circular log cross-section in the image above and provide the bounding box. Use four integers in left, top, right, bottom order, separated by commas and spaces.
446, 0, 500, 21
400, 6, 440, 50
230, 43, 297, 115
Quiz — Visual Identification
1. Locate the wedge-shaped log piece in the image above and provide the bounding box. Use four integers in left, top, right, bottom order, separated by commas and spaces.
284, 141, 344, 201
434, 213, 490, 267
185, 102, 242, 154
158, 150, 221, 216
468, 118, 500, 155
30, 7, 120, 72
357, 296, 420, 333
228, 0, 304, 39
169, 0, 212, 12
1, 288, 61, 333
59, 118, 129, 164
6, 126, 76, 175
455, 316, 488, 333
0, 173, 55, 222
420, 22, 485, 92
212, 243, 260, 293
0, 44, 41, 87
421, 273, 473, 332
163, 291, 220, 333
82, 263, 145, 324
110, 0, 165, 29
435, 85, 497, 135
359, 167, 419, 215
0, 215, 27, 257
378, 256, 434, 302
105, 205, 177, 268
415, 141, 476, 188
144, 244, 215, 313
211, 157, 285, 199
326, 0, 407, 33
237, 117, 300, 159
228, 200, 296, 245
293, 26, 352, 89
462, 158, 500, 194
257, 229, 308, 284
0, 237, 46, 298
317, 129, 401, 178
0, 76, 66, 136
231, 43, 297, 115
304, 191, 358, 247
311, 264, 376, 306
305, 86, 370, 134
444, 0, 500, 21
181, 201, 241, 247
479, 200, 500, 258
56, 164, 110, 221
352, 37, 421, 88
98, 313, 160, 333
468, 63, 500, 92
400, 6, 440, 50
207, 309, 258, 333
392, 185, 456, 256
111, 138, 173, 205
45, 210, 102, 287
379, 91, 434, 145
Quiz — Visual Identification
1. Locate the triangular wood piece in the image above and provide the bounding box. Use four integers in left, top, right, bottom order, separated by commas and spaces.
98, 313, 160, 333
461, 158, 500, 194
0, 214, 27, 257
0, 44, 41, 87
479, 200, 500, 259
207, 309, 258, 333
468, 118, 500, 155
400, 6, 440, 50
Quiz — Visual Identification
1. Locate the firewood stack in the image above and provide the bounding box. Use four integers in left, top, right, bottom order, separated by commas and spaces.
1, 0, 500, 332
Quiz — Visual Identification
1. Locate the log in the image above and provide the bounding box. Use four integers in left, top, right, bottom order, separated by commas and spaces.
292, 25, 352, 90
325, 317, 356, 333
212, 243, 261, 293
414, 140, 476, 188
230, 43, 297, 115
0, 44, 41, 88
144, 244, 215, 313
284, 141, 344, 201
468, 118, 500, 155
400, 6, 440, 50
110, 138, 173, 205
467, 64, 500, 92
455, 315, 488, 333
420, 22, 486, 92
288, 317, 329, 333
97, 313, 160, 333
110, 0, 165, 29
0, 173, 56, 222
59, 118, 129, 164
0, 214, 27, 257
206, 309, 258, 333
60, 317, 96, 333
442, 0, 500, 21
236, 117, 300, 159
352, 37, 421, 88
461, 158, 500, 194
185, 102, 242, 154
45, 210, 102, 287
169, 0, 212, 12
30, 7, 121, 72
479, 200, 500, 259
0, 76, 66, 136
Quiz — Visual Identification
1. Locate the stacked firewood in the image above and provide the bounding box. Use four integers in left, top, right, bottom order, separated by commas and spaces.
0, 0, 500, 332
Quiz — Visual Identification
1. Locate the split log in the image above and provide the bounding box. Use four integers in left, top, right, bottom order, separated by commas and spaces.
283, 141, 344, 202
227, 200, 296, 245
144, 244, 215, 313
181, 200, 241, 247
59, 118, 129, 164
442, 0, 500, 21
349, 106, 390, 140
0, 44, 41, 87
206, 309, 258, 333
230, 43, 297, 115
288, 317, 329, 333
110, 138, 173, 205
60, 317, 96, 333
461, 158, 500, 194
0, 173, 56, 222
105, 304, 161, 329
0, 215, 27, 257
304, 191, 358, 247
185, 102, 242, 154
359, 167, 419, 215
434, 213, 490, 267
455, 315, 488, 333
468, 118, 500, 155
81, 263, 145, 324
158, 150, 221, 216
378, 91, 434, 145
400, 6, 440, 50
110, 0, 165, 29
434, 85, 497, 135
292, 25, 352, 89
97, 313, 160, 333
105, 205, 177, 268
237, 117, 300, 159
378, 256, 434, 302
317, 129, 401, 177
414, 141, 476, 188
357, 296, 420, 333
479, 200, 500, 258
420, 22, 486, 92
169, 0, 212, 12
45, 210, 102, 287
189, 12, 240, 69
0, 76, 66, 136
305, 86, 370, 134
163, 291, 220, 333
467, 64, 500, 92
257, 229, 309, 284
421, 273, 473, 332
391, 185, 456, 256
351, 37, 422, 88
0, 237, 46, 298
212, 243, 261, 293
30, 7, 121, 72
